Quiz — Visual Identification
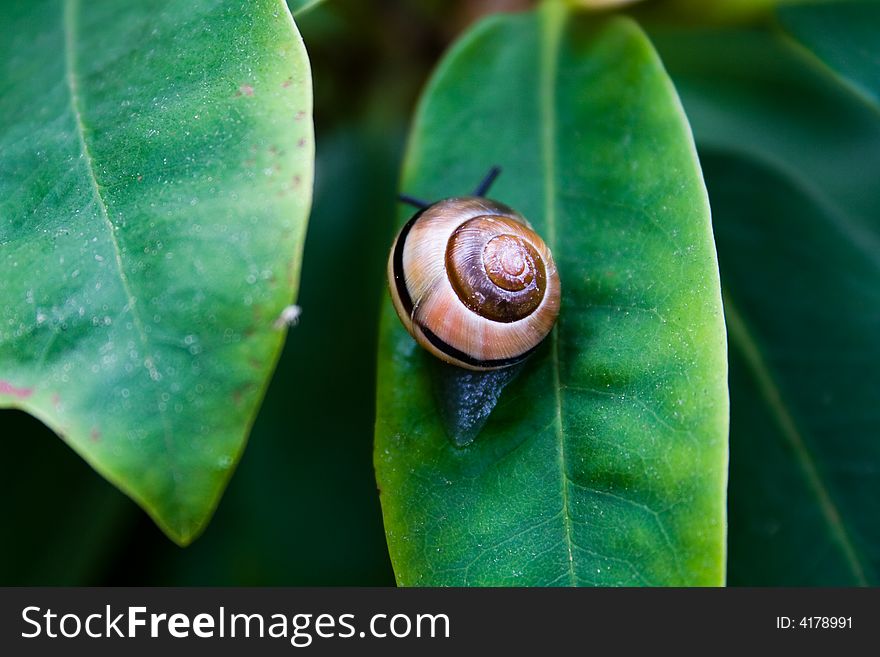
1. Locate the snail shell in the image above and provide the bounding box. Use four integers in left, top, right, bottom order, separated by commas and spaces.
388, 197, 561, 370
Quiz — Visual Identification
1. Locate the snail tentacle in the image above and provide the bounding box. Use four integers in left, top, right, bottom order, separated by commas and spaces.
473, 165, 502, 197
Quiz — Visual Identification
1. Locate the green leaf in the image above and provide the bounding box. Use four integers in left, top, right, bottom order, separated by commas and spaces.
374, 5, 728, 586
706, 153, 878, 586
149, 126, 401, 586
778, 0, 880, 111
0, 0, 314, 545
653, 26, 880, 584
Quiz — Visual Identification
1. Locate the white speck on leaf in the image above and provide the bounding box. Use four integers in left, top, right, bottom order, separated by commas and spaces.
274, 305, 301, 329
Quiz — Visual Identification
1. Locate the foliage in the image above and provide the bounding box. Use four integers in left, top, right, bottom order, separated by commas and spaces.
652, 0, 880, 585
1, 0, 876, 587
375, 4, 728, 586
0, 0, 314, 544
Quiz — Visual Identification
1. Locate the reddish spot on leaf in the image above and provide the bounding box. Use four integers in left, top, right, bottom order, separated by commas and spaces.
0, 381, 33, 399
90, 428, 101, 443
237, 84, 255, 97
232, 383, 256, 405
282, 77, 293, 88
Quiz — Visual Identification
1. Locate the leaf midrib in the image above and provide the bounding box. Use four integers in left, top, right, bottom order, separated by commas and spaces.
62, 0, 185, 531
539, 2, 577, 587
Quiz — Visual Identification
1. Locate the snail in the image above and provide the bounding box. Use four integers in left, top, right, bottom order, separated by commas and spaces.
388, 167, 561, 371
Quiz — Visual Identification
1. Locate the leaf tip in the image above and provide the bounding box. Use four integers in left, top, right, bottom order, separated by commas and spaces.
159, 514, 209, 548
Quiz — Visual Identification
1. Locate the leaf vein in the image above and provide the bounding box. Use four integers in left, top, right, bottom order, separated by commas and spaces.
539, 2, 576, 588
565, 476, 683, 581
62, 0, 184, 532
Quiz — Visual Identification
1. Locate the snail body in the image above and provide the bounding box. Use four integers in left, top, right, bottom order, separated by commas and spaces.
388, 189, 561, 371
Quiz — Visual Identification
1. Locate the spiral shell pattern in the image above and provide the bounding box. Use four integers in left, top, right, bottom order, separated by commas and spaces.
388, 197, 561, 370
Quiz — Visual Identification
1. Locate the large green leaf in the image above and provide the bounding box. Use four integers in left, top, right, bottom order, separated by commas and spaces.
0, 0, 314, 545
374, 5, 728, 586
12, 126, 400, 587
706, 152, 878, 586
653, 24, 880, 585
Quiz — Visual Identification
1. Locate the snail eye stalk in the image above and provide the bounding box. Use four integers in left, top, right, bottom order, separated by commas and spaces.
397, 165, 502, 209
398, 194, 430, 209
473, 165, 501, 197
